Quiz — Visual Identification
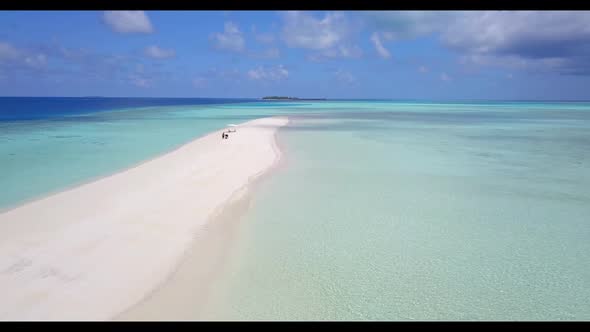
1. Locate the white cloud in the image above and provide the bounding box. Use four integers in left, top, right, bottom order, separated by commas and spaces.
255, 32, 275, 44
365, 11, 456, 40
308, 45, 363, 62
212, 23, 279, 58
247, 65, 289, 81
103, 11, 154, 34
458, 53, 571, 74
0, 41, 47, 70
281, 11, 362, 60
370, 32, 391, 59
365, 11, 590, 75
282, 11, 347, 50
442, 11, 590, 74
0, 42, 20, 61
335, 45, 363, 58
0, 41, 172, 86
440, 72, 452, 82
419, 65, 429, 73
144, 45, 176, 59
23, 54, 47, 68
258, 47, 280, 59
211, 22, 245, 53
442, 12, 590, 55
334, 69, 356, 84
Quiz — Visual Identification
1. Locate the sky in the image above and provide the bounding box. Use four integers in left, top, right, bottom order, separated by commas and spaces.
1, 10, 590, 100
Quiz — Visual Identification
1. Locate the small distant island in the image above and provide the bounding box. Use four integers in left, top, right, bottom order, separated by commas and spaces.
261, 96, 326, 101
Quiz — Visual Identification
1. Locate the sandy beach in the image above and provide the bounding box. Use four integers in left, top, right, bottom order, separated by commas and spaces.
0, 116, 288, 320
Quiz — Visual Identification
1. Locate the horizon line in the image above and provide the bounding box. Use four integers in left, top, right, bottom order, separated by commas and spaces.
1, 96, 590, 102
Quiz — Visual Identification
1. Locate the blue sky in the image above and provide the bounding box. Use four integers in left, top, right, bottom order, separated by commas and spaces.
1, 10, 590, 100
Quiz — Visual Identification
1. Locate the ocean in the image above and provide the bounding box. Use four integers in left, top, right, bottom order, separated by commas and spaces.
1, 98, 589, 320
0, 97, 279, 210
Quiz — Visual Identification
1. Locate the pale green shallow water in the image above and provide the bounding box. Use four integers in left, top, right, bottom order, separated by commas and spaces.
201, 102, 590, 320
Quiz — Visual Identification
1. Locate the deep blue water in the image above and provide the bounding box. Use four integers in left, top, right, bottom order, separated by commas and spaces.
0, 97, 254, 121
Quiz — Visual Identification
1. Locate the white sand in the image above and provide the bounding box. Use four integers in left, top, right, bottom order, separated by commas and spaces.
0, 116, 288, 321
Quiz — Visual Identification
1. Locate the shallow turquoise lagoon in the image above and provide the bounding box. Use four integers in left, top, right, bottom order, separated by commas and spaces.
204, 102, 590, 320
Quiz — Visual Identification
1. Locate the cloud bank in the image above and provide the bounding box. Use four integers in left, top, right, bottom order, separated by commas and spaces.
103, 11, 154, 34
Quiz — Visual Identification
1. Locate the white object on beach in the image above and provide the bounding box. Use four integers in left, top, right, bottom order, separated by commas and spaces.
227, 124, 238, 132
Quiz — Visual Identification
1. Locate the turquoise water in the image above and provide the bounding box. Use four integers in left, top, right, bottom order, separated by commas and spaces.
0, 100, 294, 210
203, 102, 590, 320
1, 100, 589, 320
